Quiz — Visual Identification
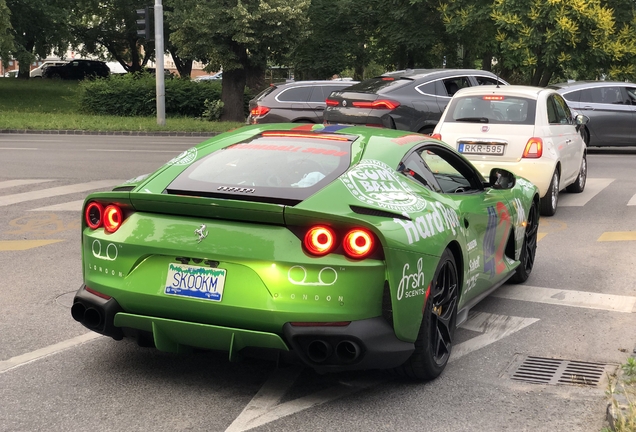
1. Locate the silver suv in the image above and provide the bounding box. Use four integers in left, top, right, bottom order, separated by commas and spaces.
551, 81, 636, 147
247, 80, 358, 124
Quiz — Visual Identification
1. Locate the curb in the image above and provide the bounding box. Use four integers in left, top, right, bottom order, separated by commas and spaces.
0, 129, 219, 137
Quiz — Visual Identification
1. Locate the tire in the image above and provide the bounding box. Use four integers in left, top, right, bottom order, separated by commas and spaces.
580, 127, 590, 146
393, 249, 458, 380
566, 153, 587, 193
540, 170, 559, 216
510, 200, 539, 284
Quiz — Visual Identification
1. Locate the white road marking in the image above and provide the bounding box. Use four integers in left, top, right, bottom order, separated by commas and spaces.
559, 178, 614, 207
0, 180, 123, 207
451, 312, 539, 360
0, 147, 38, 150
225, 311, 538, 431
628, 193, 636, 206
0, 333, 101, 374
492, 285, 636, 313
29, 199, 84, 212
86, 149, 179, 153
0, 179, 54, 190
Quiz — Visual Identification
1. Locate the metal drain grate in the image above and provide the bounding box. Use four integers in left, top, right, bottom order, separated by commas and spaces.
510, 355, 615, 387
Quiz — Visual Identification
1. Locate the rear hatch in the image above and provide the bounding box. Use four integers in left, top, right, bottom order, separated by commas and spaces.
83, 129, 385, 331
437, 94, 538, 162
324, 77, 412, 125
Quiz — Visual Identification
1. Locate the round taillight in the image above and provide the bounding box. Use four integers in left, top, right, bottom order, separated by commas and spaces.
85, 202, 104, 229
103, 205, 124, 233
343, 229, 374, 259
304, 226, 336, 256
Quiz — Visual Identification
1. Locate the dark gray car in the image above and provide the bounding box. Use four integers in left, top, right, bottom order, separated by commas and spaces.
551, 81, 636, 147
247, 80, 358, 124
323, 69, 507, 134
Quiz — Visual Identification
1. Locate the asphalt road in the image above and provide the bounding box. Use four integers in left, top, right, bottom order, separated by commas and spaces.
1, 135, 635, 432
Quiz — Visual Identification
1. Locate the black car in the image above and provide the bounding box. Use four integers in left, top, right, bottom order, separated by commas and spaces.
247, 80, 359, 124
43, 59, 110, 80
323, 69, 508, 134
550, 81, 636, 147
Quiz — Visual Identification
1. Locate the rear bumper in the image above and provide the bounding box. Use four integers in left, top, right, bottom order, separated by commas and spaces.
71, 285, 414, 372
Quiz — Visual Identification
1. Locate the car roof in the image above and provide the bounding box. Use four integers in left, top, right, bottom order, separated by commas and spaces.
380, 68, 498, 80
549, 81, 636, 92
452, 84, 551, 99
274, 80, 359, 88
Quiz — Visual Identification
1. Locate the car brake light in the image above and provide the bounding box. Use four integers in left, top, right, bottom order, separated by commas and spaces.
483, 95, 505, 100
430, 133, 442, 140
325, 98, 339, 106
250, 106, 270, 117
381, 77, 395, 81
343, 229, 375, 259
522, 137, 543, 158
85, 201, 104, 229
352, 99, 401, 110
304, 226, 336, 256
103, 204, 124, 233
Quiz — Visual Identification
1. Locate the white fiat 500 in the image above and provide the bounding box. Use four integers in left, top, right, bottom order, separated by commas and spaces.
432, 85, 589, 216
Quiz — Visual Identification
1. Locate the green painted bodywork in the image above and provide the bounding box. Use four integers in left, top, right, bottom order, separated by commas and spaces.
81, 123, 538, 353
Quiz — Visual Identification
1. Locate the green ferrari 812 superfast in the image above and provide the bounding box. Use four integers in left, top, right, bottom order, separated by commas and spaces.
72, 123, 539, 380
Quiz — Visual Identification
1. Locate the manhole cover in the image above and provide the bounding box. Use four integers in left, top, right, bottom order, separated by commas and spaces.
508, 355, 617, 387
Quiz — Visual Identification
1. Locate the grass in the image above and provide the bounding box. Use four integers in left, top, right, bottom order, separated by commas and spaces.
603, 357, 636, 431
0, 77, 243, 132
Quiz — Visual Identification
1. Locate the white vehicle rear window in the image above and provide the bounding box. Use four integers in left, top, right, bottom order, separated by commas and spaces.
446, 96, 537, 125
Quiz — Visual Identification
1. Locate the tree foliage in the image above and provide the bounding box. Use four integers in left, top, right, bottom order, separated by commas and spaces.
0, 0, 14, 66
166, 0, 310, 121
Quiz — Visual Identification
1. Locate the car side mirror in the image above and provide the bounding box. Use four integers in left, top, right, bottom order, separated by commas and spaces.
575, 114, 589, 125
489, 168, 516, 190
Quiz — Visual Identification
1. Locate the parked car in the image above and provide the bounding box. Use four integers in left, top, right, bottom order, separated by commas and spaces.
432, 85, 589, 216
43, 59, 110, 80
71, 123, 539, 381
550, 81, 636, 147
30, 60, 67, 78
194, 72, 222, 82
247, 80, 359, 124
323, 69, 508, 134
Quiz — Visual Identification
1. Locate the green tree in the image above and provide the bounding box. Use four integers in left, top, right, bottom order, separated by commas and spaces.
0, 0, 14, 67
6, 0, 72, 78
491, 0, 636, 85
166, 0, 310, 122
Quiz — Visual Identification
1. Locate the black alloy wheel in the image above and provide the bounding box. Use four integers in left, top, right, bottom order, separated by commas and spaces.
393, 249, 458, 380
510, 200, 539, 283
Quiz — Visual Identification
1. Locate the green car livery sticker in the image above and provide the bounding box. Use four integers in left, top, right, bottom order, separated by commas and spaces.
166, 148, 198, 166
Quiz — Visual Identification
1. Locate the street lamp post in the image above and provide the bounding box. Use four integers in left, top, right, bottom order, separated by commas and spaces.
154, 0, 165, 126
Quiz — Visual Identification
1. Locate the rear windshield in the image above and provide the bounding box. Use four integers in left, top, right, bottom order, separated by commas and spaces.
445, 95, 537, 125
166, 133, 354, 205
344, 77, 412, 94
254, 85, 277, 101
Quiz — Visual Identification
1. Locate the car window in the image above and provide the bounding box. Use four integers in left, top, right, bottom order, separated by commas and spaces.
166, 133, 353, 203
398, 144, 484, 194
445, 95, 536, 125
254, 85, 277, 102
345, 77, 411, 93
547, 95, 571, 124
308, 86, 326, 103
580, 86, 624, 104
415, 81, 436, 96
442, 77, 471, 97
626, 87, 636, 105
561, 90, 581, 102
276, 87, 312, 102
475, 76, 500, 86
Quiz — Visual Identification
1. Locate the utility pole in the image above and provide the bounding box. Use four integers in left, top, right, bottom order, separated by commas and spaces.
154, 0, 165, 126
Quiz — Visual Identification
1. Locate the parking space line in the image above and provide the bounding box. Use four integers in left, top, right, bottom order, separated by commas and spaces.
628, 194, 636, 206
0, 179, 54, 190
598, 231, 636, 242
492, 285, 636, 313
29, 200, 84, 212
0, 180, 123, 206
0, 239, 64, 251
0, 333, 101, 374
559, 178, 614, 207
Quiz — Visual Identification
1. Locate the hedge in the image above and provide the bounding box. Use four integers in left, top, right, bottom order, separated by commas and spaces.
78, 73, 252, 118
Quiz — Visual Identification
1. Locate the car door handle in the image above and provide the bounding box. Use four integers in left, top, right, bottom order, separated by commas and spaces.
312, 106, 325, 110
582, 105, 594, 110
